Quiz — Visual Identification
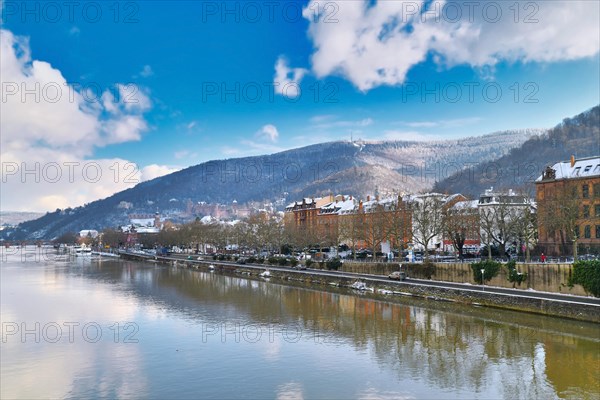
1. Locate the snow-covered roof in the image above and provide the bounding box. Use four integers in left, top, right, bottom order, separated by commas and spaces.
536, 156, 600, 182
444, 193, 463, 204
451, 200, 479, 210
136, 226, 160, 234
319, 198, 357, 215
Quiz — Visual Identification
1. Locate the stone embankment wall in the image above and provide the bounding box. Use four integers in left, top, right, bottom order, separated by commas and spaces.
203, 264, 599, 323
340, 262, 588, 296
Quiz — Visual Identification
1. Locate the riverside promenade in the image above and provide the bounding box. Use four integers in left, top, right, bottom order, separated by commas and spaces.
118, 251, 600, 323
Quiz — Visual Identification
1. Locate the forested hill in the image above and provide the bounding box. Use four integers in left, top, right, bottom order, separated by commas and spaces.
3, 128, 542, 240
433, 105, 600, 197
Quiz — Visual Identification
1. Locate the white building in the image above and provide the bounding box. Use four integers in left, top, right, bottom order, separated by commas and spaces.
478, 188, 536, 255
79, 230, 99, 239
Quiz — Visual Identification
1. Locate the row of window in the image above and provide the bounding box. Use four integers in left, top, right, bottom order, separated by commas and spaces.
582, 183, 600, 198
582, 204, 600, 218
575, 225, 600, 239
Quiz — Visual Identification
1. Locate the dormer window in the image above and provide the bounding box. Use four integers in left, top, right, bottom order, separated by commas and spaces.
584, 165, 592, 173
572, 167, 581, 177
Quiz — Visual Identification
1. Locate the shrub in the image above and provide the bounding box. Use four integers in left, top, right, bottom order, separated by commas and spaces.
289, 258, 298, 267
305, 259, 314, 268
278, 257, 289, 266
268, 256, 279, 265
506, 260, 527, 285
326, 258, 342, 270
568, 260, 600, 297
247, 256, 256, 264
471, 260, 501, 283
422, 260, 436, 279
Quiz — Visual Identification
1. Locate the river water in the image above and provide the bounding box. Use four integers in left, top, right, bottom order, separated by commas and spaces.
1, 247, 599, 399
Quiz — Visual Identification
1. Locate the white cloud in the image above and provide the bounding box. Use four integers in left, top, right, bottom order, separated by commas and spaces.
0, 28, 154, 211
174, 150, 197, 160
256, 124, 280, 142
140, 164, 180, 181
309, 114, 336, 123
301, 0, 600, 91
273, 56, 308, 98
139, 64, 154, 77
115, 83, 152, 112
311, 117, 373, 130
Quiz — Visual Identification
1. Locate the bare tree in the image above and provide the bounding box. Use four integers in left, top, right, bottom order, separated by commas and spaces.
539, 181, 584, 259
338, 213, 364, 260
482, 203, 518, 257
479, 207, 495, 260
444, 201, 478, 260
512, 199, 537, 262
410, 195, 446, 259
387, 197, 411, 255
363, 203, 390, 259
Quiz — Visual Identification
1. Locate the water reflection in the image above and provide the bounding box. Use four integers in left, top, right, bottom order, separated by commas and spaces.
1, 254, 599, 399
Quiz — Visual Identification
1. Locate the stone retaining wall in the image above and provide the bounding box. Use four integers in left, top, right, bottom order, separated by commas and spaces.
340, 261, 589, 296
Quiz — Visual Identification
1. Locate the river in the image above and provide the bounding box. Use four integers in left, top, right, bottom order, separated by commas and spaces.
1, 247, 599, 399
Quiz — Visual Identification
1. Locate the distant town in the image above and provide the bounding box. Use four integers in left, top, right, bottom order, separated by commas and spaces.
22, 155, 597, 263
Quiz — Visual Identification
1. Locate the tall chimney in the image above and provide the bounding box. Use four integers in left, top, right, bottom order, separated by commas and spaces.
570, 155, 576, 167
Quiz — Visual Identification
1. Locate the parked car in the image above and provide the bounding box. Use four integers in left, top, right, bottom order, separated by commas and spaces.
388, 271, 406, 281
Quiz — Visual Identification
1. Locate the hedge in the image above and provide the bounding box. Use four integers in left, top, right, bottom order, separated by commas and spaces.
568, 260, 600, 297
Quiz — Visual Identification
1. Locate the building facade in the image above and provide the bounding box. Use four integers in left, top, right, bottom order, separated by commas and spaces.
535, 156, 600, 256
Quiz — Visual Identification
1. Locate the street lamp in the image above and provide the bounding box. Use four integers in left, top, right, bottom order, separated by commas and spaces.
481, 268, 485, 290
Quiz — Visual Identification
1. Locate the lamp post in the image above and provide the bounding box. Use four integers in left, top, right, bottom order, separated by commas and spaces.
481, 268, 485, 290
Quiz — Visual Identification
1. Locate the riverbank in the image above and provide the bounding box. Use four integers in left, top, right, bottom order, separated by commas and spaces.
118, 252, 600, 323
340, 260, 590, 296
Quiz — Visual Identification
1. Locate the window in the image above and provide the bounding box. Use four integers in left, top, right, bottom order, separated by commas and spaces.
596, 204, 600, 217
596, 225, 600, 239
582, 184, 590, 198
583, 205, 590, 218
572, 167, 581, 177
584, 225, 591, 239
575, 226, 580, 238
584, 165, 592, 173
595, 184, 600, 197
571, 186, 578, 198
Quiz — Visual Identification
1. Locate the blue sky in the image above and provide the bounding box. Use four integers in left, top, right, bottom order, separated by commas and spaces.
1, 0, 599, 211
